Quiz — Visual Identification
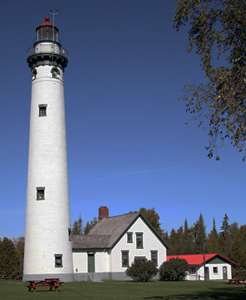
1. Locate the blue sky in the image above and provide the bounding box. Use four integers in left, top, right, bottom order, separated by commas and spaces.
0, 0, 245, 239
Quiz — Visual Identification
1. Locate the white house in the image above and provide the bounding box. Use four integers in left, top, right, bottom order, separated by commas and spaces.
72, 207, 169, 281
167, 254, 236, 281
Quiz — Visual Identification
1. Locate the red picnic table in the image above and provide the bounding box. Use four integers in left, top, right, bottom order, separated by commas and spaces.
226, 278, 246, 285
26, 278, 63, 292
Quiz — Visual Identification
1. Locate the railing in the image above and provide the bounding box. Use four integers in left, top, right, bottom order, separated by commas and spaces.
34, 37, 62, 44
27, 45, 68, 60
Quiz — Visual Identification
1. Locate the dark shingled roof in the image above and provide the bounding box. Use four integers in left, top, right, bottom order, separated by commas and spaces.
72, 234, 111, 249
72, 212, 139, 249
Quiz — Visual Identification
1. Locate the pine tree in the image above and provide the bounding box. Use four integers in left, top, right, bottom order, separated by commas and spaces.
0, 237, 20, 276
72, 213, 83, 235
182, 219, 195, 254
220, 214, 229, 238
194, 213, 207, 254
208, 218, 219, 253
229, 227, 246, 275
84, 217, 98, 235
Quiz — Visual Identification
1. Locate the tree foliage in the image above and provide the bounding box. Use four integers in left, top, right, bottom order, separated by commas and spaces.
126, 258, 158, 282
72, 214, 98, 235
140, 207, 164, 237
174, 0, 246, 160
13, 236, 25, 275
0, 237, 20, 276
159, 258, 188, 281
84, 217, 98, 235
72, 213, 83, 235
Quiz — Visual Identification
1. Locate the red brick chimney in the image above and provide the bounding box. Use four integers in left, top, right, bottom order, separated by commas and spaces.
98, 206, 109, 222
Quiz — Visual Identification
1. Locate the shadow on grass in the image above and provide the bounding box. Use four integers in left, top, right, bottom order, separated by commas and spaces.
143, 287, 246, 300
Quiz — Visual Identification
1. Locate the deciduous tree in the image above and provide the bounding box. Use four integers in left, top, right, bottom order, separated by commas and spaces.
174, 0, 246, 160
139, 207, 164, 237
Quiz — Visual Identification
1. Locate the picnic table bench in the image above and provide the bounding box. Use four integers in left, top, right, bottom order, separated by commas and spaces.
226, 278, 246, 285
26, 278, 63, 292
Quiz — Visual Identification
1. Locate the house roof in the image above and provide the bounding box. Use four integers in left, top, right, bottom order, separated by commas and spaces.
167, 254, 236, 265
72, 212, 169, 250
72, 234, 111, 249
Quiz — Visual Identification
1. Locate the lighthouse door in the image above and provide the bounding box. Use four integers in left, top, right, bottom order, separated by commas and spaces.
88, 253, 95, 272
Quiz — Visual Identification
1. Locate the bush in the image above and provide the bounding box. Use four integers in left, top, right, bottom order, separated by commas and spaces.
159, 258, 188, 281
126, 258, 158, 282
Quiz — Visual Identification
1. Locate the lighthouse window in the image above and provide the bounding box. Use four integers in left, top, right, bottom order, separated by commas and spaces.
39, 105, 47, 117
36, 187, 45, 200
51, 67, 60, 79
54, 254, 63, 268
32, 69, 37, 80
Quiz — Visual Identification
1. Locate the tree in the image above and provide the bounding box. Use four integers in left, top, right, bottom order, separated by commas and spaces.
174, 0, 246, 160
190, 213, 207, 254
84, 217, 98, 235
159, 258, 188, 281
13, 236, 25, 275
139, 207, 164, 237
0, 237, 20, 276
72, 214, 83, 235
208, 218, 219, 253
126, 258, 158, 282
220, 214, 229, 238
182, 219, 195, 254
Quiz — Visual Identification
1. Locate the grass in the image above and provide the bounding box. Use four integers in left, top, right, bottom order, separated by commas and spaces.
1, 279, 246, 300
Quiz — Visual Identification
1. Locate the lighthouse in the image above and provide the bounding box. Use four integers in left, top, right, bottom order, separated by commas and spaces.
23, 17, 74, 281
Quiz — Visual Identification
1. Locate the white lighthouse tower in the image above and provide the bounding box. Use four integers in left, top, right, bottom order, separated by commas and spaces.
23, 16, 74, 281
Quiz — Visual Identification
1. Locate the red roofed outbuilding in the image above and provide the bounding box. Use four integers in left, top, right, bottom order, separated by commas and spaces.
167, 254, 236, 281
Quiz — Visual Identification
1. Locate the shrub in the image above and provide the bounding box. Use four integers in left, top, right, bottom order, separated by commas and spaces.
159, 258, 188, 281
126, 258, 158, 282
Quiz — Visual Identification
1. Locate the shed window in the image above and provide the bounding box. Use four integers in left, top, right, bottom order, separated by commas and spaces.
213, 267, 218, 274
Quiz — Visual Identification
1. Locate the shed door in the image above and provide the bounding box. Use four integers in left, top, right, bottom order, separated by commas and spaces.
205, 267, 209, 280
223, 266, 227, 280
88, 254, 95, 272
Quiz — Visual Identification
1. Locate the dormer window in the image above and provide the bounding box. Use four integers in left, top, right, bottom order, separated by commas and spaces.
51, 67, 60, 79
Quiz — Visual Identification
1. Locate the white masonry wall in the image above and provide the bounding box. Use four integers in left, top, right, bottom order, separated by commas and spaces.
24, 64, 73, 281
110, 217, 167, 273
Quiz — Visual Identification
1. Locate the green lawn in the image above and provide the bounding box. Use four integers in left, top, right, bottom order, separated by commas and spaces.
1, 280, 245, 300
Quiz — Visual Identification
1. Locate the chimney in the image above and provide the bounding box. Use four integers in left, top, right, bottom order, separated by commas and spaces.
98, 206, 109, 222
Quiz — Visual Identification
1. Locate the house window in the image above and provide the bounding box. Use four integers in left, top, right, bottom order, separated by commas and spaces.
190, 267, 196, 274
54, 254, 63, 268
68, 228, 71, 241
122, 251, 129, 267
136, 233, 143, 249
36, 187, 45, 200
39, 105, 47, 117
127, 232, 133, 243
213, 267, 218, 274
151, 251, 158, 266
